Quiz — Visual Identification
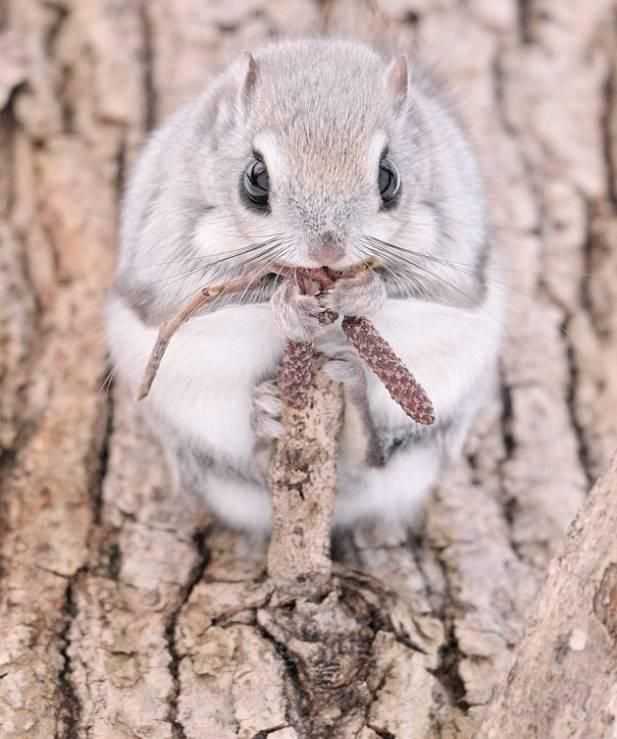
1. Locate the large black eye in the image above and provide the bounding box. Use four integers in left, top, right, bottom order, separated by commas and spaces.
242, 156, 270, 212
378, 158, 400, 208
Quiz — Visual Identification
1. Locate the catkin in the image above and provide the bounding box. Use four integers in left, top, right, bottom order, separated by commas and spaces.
342, 316, 435, 426
137, 263, 436, 427
278, 340, 315, 410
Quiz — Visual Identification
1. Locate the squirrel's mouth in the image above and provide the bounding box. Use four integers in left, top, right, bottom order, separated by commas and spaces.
211, 259, 383, 308
204, 272, 279, 308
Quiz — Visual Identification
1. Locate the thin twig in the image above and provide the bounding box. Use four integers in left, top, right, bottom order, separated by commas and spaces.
136, 258, 435, 426
137, 276, 248, 400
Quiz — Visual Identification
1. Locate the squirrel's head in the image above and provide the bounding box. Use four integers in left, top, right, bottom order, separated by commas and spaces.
194, 40, 427, 272
181, 39, 486, 309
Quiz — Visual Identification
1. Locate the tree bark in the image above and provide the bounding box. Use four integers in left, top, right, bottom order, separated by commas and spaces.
267, 360, 343, 594
477, 450, 617, 739
1, 1, 617, 738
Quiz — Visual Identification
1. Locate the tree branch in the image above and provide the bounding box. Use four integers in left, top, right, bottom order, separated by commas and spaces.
267, 344, 343, 595
478, 451, 617, 739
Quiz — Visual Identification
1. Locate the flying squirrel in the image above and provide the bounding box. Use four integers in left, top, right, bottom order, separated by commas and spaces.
105, 39, 505, 531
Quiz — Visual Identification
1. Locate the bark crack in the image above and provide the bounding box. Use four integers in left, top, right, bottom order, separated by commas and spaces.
91, 378, 114, 526
0, 222, 43, 468
114, 140, 127, 207
430, 625, 469, 714
496, 377, 526, 562
362, 663, 393, 738
518, 0, 533, 45
251, 725, 290, 739
366, 729, 395, 739
56, 569, 85, 739
600, 14, 617, 208
490, 42, 543, 568
427, 544, 470, 713
42, 3, 72, 135
164, 527, 210, 739
563, 315, 594, 489
139, 1, 157, 131
255, 615, 306, 728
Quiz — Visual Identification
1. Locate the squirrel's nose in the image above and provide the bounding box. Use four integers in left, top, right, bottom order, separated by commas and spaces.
309, 230, 345, 266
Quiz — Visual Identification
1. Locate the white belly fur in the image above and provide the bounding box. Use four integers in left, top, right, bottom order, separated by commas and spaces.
106, 284, 503, 529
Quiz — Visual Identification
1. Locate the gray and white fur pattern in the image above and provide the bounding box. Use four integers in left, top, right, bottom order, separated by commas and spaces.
105, 39, 505, 531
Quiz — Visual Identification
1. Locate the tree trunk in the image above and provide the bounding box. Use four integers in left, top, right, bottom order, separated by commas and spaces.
477, 450, 617, 739
1, 1, 617, 738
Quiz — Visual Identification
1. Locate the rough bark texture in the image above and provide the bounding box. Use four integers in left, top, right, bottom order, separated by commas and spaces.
477, 450, 617, 739
268, 361, 343, 592
1, 1, 617, 737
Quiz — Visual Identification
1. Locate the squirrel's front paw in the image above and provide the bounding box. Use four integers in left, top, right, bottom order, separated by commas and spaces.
316, 333, 367, 398
320, 269, 386, 318
251, 379, 283, 441
271, 281, 323, 343
251, 379, 283, 480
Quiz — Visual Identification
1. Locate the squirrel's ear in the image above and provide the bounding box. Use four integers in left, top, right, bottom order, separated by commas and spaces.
385, 55, 409, 112
235, 52, 258, 115
211, 52, 258, 133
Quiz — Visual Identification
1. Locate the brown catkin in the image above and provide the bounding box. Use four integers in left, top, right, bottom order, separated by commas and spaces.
137, 263, 436, 426
278, 340, 315, 409
342, 316, 435, 426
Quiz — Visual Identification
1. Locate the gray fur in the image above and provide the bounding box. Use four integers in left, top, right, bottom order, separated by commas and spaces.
107, 38, 502, 531
115, 39, 487, 320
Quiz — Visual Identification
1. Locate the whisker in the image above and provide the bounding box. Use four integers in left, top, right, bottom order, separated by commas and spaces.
357, 241, 507, 331
357, 244, 428, 301
366, 235, 490, 277
202, 241, 293, 310
142, 232, 289, 273
98, 366, 115, 395
144, 240, 276, 270
364, 235, 532, 298
363, 237, 480, 307
160, 235, 283, 271
149, 236, 289, 289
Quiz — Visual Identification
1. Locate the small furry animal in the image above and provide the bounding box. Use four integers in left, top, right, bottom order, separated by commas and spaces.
105, 39, 505, 531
